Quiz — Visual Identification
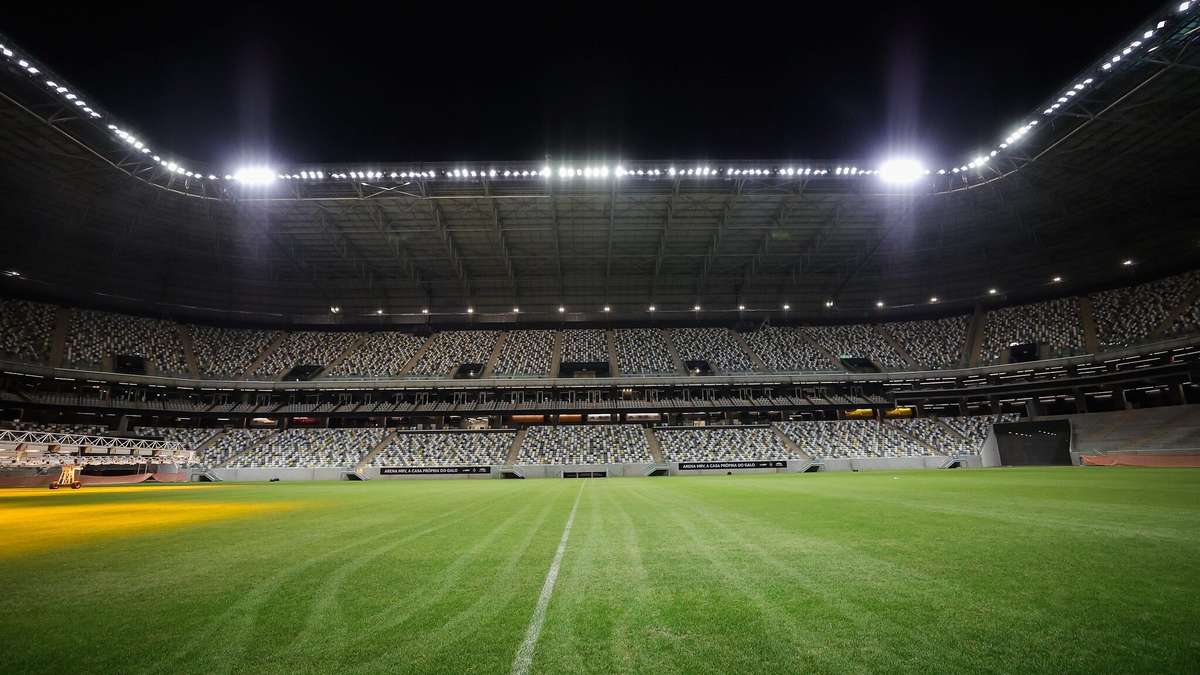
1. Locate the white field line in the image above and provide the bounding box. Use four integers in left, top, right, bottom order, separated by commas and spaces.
511, 480, 586, 675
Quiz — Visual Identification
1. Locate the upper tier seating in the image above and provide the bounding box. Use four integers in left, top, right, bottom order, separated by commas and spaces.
369, 431, 515, 466
228, 428, 385, 467
66, 309, 188, 374
493, 330, 554, 377
775, 420, 931, 458
409, 331, 500, 377
325, 331, 427, 378
615, 329, 676, 375
981, 297, 1084, 363
657, 426, 804, 462
11, 422, 108, 435
743, 326, 838, 372
1092, 271, 1199, 349
518, 424, 652, 464
560, 329, 609, 363
254, 331, 358, 378
806, 324, 906, 369
671, 328, 755, 373
0, 299, 55, 363
188, 326, 277, 378
882, 315, 969, 370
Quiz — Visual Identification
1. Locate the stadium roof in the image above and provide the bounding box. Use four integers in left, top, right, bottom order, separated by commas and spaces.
1, 2, 1199, 326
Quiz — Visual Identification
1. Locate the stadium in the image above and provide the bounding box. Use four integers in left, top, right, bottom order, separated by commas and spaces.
1, 2, 1199, 672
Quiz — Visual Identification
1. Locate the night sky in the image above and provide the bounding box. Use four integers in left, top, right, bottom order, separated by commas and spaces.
4, 2, 1161, 169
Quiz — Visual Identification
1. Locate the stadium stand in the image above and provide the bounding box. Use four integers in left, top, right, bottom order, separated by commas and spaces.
0, 299, 55, 363
560, 329, 609, 363
65, 309, 188, 374
228, 428, 385, 468
1091, 271, 1199, 348
939, 413, 1022, 448
11, 422, 108, 435
806, 324, 906, 369
743, 326, 838, 372
325, 331, 426, 378
888, 418, 973, 456
194, 429, 274, 466
657, 426, 805, 462
492, 330, 554, 377
369, 430, 515, 466
882, 315, 969, 370
1068, 406, 1200, 454
671, 328, 755, 373
409, 330, 500, 377
615, 329, 676, 375
981, 297, 1084, 363
775, 420, 931, 458
133, 426, 217, 452
518, 424, 652, 464
188, 326, 277, 378
254, 331, 358, 378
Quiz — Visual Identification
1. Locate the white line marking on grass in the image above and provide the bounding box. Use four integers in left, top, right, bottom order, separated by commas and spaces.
511, 480, 586, 675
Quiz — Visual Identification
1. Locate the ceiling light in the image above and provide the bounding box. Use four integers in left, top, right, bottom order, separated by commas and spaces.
466, 307, 475, 314
1122, 259, 1134, 266
876, 301, 885, 308
558, 306, 565, 313
1052, 276, 1063, 283
693, 304, 701, 311
929, 297, 939, 303
782, 303, 790, 310
648, 305, 656, 312
824, 300, 834, 308
603, 305, 611, 312
421, 308, 429, 314
738, 304, 746, 311
988, 288, 998, 295
512, 307, 520, 313
233, 167, 276, 185
330, 306, 341, 314
376, 309, 384, 315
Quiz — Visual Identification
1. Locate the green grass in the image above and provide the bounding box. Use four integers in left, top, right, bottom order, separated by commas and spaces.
2, 468, 1199, 674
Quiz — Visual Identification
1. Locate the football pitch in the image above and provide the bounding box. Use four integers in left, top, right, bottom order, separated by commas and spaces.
2, 468, 1198, 674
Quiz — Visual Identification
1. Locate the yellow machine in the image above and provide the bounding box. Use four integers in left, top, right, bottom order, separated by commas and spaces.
49, 464, 82, 490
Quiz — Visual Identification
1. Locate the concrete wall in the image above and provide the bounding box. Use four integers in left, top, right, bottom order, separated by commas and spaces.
210, 467, 350, 481
514, 463, 656, 478
817, 456, 952, 472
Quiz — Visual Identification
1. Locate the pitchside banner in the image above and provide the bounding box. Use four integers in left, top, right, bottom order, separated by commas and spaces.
677, 460, 787, 470
379, 466, 490, 475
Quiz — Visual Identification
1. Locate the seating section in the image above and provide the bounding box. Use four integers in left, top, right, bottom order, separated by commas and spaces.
133, 427, 218, 453
743, 327, 838, 372
775, 420, 931, 458
228, 428, 385, 467
66, 310, 188, 374
325, 331, 426, 378
370, 431, 515, 466
1092, 272, 1198, 348
409, 330, 500, 377
518, 424, 652, 464
615, 329, 676, 375
194, 429, 275, 466
189, 326, 277, 378
0, 299, 55, 363
939, 413, 1021, 448
671, 328, 755, 373
806, 324, 906, 369
11, 422, 108, 435
657, 426, 804, 462
883, 315, 969, 370
1175, 297, 1200, 336
254, 331, 358, 378
560, 329, 609, 363
888, 418, 973, 456
981, 298, 1084, 363
493, 330, 554, 376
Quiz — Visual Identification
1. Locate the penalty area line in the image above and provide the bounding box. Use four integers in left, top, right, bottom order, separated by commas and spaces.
511, 479, 586, 675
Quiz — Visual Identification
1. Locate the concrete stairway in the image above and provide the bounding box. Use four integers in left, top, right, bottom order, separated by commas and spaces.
191, 429, 227, 457
605, 330, 621, 376
320, 334, 366, 378
643, 428, 665, 463
800, 330, 846, 371
771, 425, 812, 460
732, 331, 767, 372
507, 428, 529, 464
965, 304, 988, 367
398, 334, 435, 376
1078, 296, 1100, 354
481, 332, 508, 377
661, 328, 688, 374
549, 331, 563, 378
874, 324, 918, 369
354, 430, 399, 470
241, 332, 287, 379
176, 326, 201, 378
48, 307, 71, 367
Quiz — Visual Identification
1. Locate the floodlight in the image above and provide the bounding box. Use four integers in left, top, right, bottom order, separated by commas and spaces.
603, 305, 611, 312
878, 158, 925, 184
648, 305, 656, 312
233, 167, 276, 185
466, 307, 475, 314
558, 306, 565, 313
876, 301, 885, 308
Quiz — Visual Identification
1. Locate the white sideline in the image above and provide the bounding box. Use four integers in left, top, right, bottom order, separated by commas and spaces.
511, 480, 586, 675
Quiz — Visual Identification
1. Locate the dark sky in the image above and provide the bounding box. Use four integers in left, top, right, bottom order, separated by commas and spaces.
4, 2, 1161, 168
